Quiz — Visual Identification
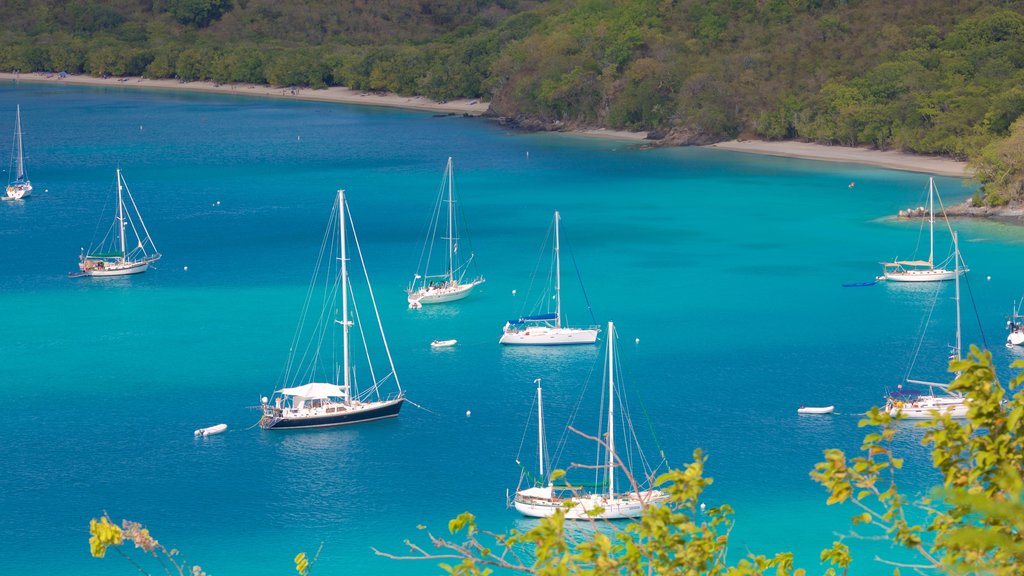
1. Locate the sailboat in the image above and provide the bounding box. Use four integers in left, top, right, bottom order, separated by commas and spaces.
500, 211, 599, 345
259, 189, 405, 430
73, 168, 160, 277
407, 157, 485, 308
880, 177, 966, 282
512, 322, 669, 519
5, 105, 32, 200
885, 231, 969, 419
1005, 300, 1024, 348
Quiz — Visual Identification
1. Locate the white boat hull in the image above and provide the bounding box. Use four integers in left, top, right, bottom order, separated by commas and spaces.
514, 490, 667, 520
797, 405, 834, 415
6, 182, 31, 200
886, 397, 968, 419
82, 260, 151, 276
1008, 331, 1024, 347
408, 280, 482, 306
431, 339, 457, 348
500, 326, 599, 345
884, 268, 963, 282
194, 424, 228, 437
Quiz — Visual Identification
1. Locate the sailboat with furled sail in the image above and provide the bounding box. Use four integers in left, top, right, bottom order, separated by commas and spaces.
73, 168, 160, 277
259, 189, 404, 430
500, 211, 599, 345
884, 231, 969, 419
407, 156, 485, 308
880, 177, 966, 282
511, 322, 668, 519
6, 105, 32, 200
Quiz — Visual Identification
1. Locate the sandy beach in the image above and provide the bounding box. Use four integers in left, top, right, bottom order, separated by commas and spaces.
709, 139, 972, 178
1, 71, 490, 116
4, 72, 974, 175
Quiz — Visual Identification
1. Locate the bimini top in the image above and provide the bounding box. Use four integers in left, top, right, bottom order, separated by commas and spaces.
508, 313, 558, 325
275, 382, 346, 400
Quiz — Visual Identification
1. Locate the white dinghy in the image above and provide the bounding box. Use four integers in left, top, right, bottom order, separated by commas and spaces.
797, 406, 834, 415
194, 424, 227, 437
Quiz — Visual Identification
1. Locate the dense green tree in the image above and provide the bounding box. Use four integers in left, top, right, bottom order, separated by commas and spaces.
3, 1, 1024, 203
158, 0, 233, 28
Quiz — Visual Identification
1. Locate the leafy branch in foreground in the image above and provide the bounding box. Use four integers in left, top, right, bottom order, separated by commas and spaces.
376, 448, 842, 575
88, 514, 322, 576
811, 345, 1024, 575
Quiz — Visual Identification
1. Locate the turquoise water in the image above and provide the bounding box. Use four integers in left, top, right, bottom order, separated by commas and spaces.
2, 82, 1023, 575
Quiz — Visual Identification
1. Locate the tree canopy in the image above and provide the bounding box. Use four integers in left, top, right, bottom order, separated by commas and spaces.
3, 1, 1024, 202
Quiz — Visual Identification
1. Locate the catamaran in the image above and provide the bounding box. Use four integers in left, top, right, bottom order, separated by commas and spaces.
885, 231, 969, 419
407, 157, 484, 308
259, 189, 405, 430
5, 105, 32, 200
512, 322, 669, 519
74, 168, 160, 277
880, 177, 966, 282
500, 211, 599, 345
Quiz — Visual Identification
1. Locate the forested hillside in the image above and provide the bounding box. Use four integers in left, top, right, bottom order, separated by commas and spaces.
2, 0, 1024, 204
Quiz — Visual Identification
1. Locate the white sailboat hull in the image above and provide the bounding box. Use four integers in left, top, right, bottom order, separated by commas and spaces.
81, 260, 153, 276
5, 182, 31, 200
886, 396, 968, 419
884, 267, 962, 282
514, 490, 667, 520
408, 279, 483, 305
500, 326, 599, 345
1007, 331, 1024, 347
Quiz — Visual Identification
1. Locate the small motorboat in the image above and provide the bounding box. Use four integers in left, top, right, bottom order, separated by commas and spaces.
431, 339, 457, 348
797, 405, 834, 415
194, 423, 228, 437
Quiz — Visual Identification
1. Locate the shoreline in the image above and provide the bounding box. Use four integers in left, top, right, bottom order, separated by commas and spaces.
3, 72, 977, 174
1, 71, 491, 116
707, 139, 972, 178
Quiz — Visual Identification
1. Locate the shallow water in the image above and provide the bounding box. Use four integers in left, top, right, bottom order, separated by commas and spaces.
1, 82, 1021, 575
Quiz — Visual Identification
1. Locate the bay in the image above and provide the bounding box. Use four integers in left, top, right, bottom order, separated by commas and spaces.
1, 82, 1021, 575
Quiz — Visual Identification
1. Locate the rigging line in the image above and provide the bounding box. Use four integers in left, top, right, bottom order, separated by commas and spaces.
347, 274, 378, 400
630, 377, 667, 477
562, 227, 597, 325
961, 271, 988, 350
346, 196, 403, 394
281, 202, 336, 388
516, 220, 554, 317
516, 391, 539, 464
411, 172, 447, 286
452, 174, 483, 279
121, 174, 158, 254
551, 357, 599, 472
404, 398, 440, 415
903, 281, 943, 383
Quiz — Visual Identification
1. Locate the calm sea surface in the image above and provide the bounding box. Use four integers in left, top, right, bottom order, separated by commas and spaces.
2, 82, 1023, 575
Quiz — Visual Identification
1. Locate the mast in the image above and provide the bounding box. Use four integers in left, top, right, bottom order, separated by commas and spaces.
928, 177, 935, 268
14, 105, 24, 180
117, 169, 126, 259
555, 211, 562, 328
447, 157, 454, 284
536, 378, 545, 480
954, 231, 961, 361
339, 189, 351, 406
606, 321, 615, 497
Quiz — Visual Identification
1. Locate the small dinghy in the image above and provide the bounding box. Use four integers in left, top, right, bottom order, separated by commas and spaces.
797, 405, 834, 415
194, 423, 228, 437
431, 339, 457, 348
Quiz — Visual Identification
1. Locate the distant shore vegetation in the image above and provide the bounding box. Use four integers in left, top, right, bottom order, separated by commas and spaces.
3, 0, 1024, 204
